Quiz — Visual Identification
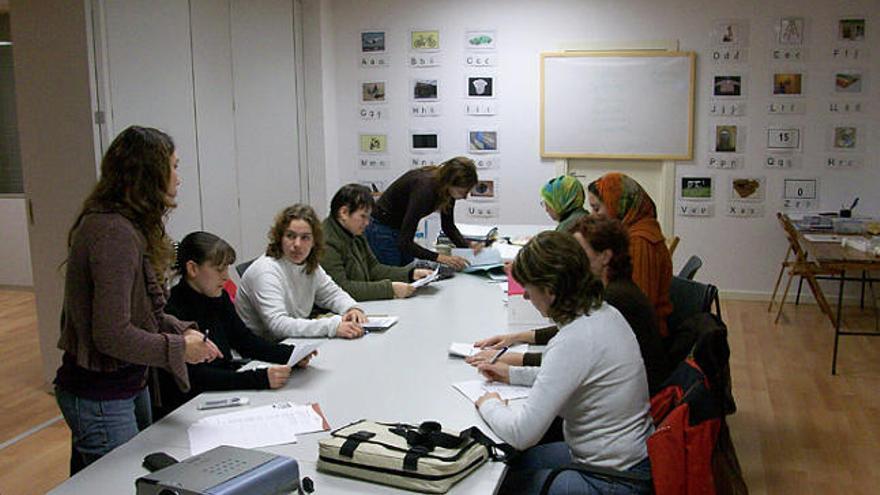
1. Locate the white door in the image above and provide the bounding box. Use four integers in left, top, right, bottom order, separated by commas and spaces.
93, 0, 304, 258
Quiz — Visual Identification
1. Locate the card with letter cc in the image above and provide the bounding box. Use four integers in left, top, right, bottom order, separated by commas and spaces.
197, 396, 249, 410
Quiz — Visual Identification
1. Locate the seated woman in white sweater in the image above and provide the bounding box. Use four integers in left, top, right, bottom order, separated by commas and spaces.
475, 231, 654, 495
235, 204, 367, 340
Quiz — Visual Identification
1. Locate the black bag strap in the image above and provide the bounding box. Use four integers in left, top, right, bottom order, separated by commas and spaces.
538, 462, 651, 495
339, 430, 375, 458
460, 426, 516, 462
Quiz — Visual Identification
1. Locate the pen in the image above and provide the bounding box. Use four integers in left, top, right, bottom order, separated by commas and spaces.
489, 346, 509, 364
850, 197, 859, 210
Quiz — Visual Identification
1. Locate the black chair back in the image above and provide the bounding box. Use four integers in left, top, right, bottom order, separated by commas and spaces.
678, 254, 703, 280
235, 258, 256, 278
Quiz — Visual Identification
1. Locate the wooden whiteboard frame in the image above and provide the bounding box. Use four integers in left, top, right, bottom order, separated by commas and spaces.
540, 50, 695, 160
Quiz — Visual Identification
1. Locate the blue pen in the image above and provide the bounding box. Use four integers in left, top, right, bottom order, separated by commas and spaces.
489, 346, 509, 364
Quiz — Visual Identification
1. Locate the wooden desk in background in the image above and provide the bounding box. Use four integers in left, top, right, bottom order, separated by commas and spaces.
797, 232, 880, 374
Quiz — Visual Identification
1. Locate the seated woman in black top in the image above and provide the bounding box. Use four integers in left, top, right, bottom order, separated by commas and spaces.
365, 157, 480, 270
153, 231, 315, 419
470, 215, 671, 395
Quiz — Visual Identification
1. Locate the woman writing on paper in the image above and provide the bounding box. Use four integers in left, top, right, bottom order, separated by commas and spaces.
588, 173, 673, 337
154, 232, 316, 419
364, 157, 481, 270
475, 232, 653, 494
540, 175, 589, 232
236, 204, 367, 340
471, 215, 671, 395
54, 126, 222, 474
322, 184, 433, 300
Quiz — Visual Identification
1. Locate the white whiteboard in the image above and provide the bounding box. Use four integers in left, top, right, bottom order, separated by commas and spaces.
541, 51, 695, 160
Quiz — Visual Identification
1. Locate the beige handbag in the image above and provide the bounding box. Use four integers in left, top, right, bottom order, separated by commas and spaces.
317, 419, 511, 493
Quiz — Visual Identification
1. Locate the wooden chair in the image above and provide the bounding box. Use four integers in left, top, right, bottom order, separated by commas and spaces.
768, 213, 841, 324
665, 235, 680, 256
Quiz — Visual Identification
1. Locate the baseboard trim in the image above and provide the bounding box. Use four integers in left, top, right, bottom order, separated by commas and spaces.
0, 284, 35, 291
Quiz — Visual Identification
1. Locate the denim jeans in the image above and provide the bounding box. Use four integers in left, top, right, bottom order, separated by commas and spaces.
498, 442, 652, 495
55, 387, 152, 475
365, 219, 413, 266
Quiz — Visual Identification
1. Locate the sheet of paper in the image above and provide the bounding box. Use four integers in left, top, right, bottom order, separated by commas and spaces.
236, 341, 322, 372
452, 247, 502, 268
448, 343, 528, 358
452, 379, 532, 403
411, 267, 440, 288
494, 242, 522, 262
188, 401, 328, 455
363, 316, 399, 330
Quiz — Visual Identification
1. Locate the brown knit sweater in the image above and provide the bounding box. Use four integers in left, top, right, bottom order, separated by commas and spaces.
57, 212, 193, 392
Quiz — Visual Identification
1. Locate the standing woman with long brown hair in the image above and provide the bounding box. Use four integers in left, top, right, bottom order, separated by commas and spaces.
364, 157, 481, 270
53, 126, 222, 475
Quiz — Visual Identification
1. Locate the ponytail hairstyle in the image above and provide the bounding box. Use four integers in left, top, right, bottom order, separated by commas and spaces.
175, 232, 237, 277
429, 156, 478, 212
68, 126, 177, 283
511, 231, 604, 325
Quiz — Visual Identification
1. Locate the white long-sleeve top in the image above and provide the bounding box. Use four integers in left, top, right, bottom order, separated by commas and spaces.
235, 255, 360, 339
479, 303, 653, 470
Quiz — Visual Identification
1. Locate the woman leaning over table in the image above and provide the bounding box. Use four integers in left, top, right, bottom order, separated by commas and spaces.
235, 204, 367, 340
475, 231, 653, 495
588, 172, 673, 337
540, 175, 589, 232
54, 126, 222, 475
364, 156, 481, 270
322, 183, 434, 301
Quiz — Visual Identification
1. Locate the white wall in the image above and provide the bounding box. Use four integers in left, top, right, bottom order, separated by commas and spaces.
0, 197, 32, 287
321, 0, 879, 296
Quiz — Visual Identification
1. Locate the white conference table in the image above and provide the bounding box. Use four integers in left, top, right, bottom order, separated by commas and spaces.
49, 269, 541, 494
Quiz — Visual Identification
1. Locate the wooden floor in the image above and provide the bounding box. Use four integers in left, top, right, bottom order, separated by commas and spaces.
0, 289, 879, 494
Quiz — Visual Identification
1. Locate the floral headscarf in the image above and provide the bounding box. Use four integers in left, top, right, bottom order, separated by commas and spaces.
588, 173, 657, 228
540, 175, 585, 219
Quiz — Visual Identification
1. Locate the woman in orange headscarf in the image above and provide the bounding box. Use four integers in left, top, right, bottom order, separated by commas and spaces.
587, 173, 673, 337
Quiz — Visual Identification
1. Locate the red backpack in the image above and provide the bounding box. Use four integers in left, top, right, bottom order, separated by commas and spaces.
648, 358, 722, 495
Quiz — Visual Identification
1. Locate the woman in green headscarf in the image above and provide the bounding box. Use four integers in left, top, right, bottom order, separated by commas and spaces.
540, 175, 588, 232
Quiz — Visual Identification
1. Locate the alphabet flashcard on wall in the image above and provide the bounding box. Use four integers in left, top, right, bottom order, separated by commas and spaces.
467, 76, 495, 98
713, 124, 744, 153
838, 18, 866, 41
782, 178, 818, 210
777, 17, 805, 45
468, 130, 498, 153
730, 177, 765, 202
710, 19, 750, 63
360, 30, 390, 68
766, 127, 801, 151
772, 73, 804, 97
470, 178, 498, 201
409, 29, 441, 67
680, 177, 714, 201
410, 131, 440, 154
359, 134, 387, 153
464, 30, 497, 51
834, 70, 864, 94
411, 79, 441, 117
361, 81, 386, 103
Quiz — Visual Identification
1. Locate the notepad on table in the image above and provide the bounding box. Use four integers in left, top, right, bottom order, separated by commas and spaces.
362, 315, 399, 331
452, 379, 531, 403
448, 342, 528, 358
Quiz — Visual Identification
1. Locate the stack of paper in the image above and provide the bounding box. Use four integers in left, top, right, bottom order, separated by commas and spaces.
187, 401, 329, 455
452, 379, 531, 403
